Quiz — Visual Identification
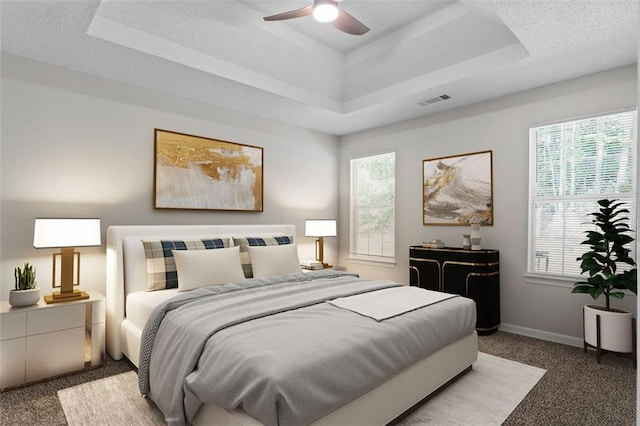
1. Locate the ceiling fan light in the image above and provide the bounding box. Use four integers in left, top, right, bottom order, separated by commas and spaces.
313, 3, 339, 22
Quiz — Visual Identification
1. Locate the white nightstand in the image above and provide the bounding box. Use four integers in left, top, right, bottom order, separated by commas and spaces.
0, 290, 105, 389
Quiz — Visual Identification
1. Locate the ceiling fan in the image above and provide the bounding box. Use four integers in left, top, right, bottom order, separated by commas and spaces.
263, 0, 370, 36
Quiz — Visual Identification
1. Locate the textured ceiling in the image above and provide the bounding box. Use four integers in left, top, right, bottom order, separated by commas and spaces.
1, 0, 638, 136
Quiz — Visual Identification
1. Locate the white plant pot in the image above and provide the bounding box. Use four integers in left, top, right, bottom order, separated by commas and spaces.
9, 287, 40, 307
583, 304, 633, 353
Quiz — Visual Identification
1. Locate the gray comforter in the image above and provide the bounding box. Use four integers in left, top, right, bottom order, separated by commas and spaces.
139, 270, 476, 426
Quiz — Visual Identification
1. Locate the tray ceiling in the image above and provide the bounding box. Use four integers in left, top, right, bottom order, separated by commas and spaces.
1, 0, 637, 135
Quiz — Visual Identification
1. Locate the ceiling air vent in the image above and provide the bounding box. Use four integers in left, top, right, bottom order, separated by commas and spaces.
416, 94, 451, 107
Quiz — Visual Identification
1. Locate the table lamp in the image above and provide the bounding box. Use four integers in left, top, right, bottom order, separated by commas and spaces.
305, 219, 337, 268
33, 218, 101, 304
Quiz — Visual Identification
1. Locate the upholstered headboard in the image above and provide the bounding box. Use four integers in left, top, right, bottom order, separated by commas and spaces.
105, 224, 296, 360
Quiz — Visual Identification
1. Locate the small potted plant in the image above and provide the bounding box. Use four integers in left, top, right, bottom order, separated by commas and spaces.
9, 262, 40, 307
572, 199, 637, 362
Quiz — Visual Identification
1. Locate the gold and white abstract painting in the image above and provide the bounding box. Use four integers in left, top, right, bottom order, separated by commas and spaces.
423, 150, 493, 225
154, 129, 263, 211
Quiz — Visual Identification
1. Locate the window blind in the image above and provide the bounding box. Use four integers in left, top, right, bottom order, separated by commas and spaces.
528, 110, 637, 278
350, 152, 396, 260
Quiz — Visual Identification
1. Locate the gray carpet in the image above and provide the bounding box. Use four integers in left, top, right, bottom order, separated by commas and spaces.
478, 332, 636, 425
0, 357, 132, 425
1, 331, 636, 425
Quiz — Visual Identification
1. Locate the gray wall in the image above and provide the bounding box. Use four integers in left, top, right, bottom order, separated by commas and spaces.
0, 53, 339, 297
338, 65, 638, 345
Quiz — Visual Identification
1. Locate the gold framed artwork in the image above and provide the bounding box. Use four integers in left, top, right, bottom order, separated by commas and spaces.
154, 129, 263, 211
423, 150, 493, 225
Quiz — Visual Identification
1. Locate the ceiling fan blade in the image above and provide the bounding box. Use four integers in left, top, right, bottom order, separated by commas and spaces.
332, 9, 369, 35
263, 5, 313, 21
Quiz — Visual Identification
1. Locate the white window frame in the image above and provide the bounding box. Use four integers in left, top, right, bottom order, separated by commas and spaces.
525, 108, 637, 287
349, 152, 396, 266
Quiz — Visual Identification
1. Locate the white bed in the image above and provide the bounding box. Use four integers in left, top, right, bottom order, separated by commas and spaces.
106, 224, 477, 425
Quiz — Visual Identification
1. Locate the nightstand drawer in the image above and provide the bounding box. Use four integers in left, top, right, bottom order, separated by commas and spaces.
0, 312, 26, 340
26, 327, 84, 382
27, 304, 84, 335
0, 338, 26, 388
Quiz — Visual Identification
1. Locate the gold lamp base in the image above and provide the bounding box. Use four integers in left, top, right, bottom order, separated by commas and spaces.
44, 290, 90, 304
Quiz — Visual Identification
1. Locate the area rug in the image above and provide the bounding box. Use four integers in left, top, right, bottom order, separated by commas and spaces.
398, 352, 545, 425
58, 352, 545, 425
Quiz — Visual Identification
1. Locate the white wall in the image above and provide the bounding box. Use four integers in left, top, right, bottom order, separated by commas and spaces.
339, 65, 638, 344
1, 51, 637, 345
0, 53, 340, 297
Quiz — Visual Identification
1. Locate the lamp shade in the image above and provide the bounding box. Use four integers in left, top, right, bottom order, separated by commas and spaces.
305, 219, 337, 237
33, 218, 101, 248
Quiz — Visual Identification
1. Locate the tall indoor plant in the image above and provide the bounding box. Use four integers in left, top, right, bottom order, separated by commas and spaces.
572, 199, 637, 361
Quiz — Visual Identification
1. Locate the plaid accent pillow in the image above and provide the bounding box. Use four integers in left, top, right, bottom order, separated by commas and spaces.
142, 238, 229, 291
232, 236, 293, 278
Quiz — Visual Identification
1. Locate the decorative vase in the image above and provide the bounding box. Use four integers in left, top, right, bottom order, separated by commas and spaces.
9, 287, 40, 307
462, 234, 471, 250
470, 224, 482, 250
583, 304, 633, 353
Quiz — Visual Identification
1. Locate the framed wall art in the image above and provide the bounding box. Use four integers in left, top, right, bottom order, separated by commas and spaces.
423, 150, 493, 225
154, 129, 263, 211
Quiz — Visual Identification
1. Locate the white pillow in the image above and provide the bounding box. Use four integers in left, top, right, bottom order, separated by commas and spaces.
248, 243, 301, 278
173, 246, 245, 292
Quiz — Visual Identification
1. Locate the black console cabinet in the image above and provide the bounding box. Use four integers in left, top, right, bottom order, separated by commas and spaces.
409, 246, 500, 335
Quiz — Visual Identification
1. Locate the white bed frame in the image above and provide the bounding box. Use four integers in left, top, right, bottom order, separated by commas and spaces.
105, 224, 477, 425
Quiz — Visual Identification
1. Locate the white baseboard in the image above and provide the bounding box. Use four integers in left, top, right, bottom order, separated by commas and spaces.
498, 323, 583, 348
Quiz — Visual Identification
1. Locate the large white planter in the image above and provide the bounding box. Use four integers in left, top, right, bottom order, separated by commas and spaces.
583, 304, 633, 353
9, 287, 40, 307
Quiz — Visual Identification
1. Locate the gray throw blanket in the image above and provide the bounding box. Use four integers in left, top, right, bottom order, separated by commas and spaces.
139, 270, 476, 426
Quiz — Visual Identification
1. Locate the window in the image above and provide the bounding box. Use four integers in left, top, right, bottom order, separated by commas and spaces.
350, 152, 396, 263
527, 109, 637, 283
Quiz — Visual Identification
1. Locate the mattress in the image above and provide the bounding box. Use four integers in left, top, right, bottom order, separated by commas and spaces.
126, 289, 179, 331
